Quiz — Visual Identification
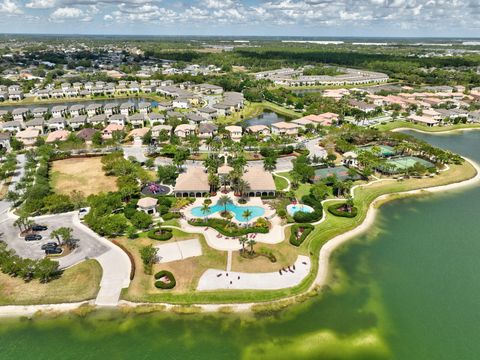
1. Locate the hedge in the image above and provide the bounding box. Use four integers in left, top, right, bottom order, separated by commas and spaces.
147, 228, 173, 241
289, 223, 314, 246
327, 203, 358, 218
291, 195, 323, 223
162, 212, 181, 221
154, 270, 176, 289
188, 218, 269, 237
112, 240, 136, 280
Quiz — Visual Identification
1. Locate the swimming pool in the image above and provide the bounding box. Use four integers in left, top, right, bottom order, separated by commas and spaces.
286, 204, 315, 216
191, 201, 265, 222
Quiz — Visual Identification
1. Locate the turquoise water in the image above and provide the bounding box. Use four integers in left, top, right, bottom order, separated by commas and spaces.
286, 204, 314, 216
2, 130, 480, 359
191, 201, 265, 222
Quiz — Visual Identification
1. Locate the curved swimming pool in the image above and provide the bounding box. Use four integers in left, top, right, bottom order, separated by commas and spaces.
191, 201, 265, 222
286, 204, 315, 216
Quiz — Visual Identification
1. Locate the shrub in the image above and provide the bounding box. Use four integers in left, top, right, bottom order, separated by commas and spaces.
123, 204, 137, 219
147, 228, 173, 241
158, 205, 170, 215
130, 211, 153, 230
154, 270, 176, 289
289, 223, 314, 246
328, 203, 358, 218
162, 212, 181, 221
157, 197, 173, 207
188, 218, 269, 237
293, 210, 321, 223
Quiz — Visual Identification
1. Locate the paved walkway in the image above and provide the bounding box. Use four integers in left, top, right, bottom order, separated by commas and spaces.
155, 239, 202, 263
197, 255, 311, 291
72, 215, 131, 306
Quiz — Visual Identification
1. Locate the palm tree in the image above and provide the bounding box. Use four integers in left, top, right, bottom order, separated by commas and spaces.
236, 179, 250, 200
247, 239, 256, 255
263, 156, 277, 171
242, 209, 252, 225
14, 217, 25, 232
238, 236, 247, 253
201, 203, 211, 219
218, 195, 232, 214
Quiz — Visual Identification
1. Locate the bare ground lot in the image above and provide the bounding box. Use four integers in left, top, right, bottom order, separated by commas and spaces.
50, 157, 117, 196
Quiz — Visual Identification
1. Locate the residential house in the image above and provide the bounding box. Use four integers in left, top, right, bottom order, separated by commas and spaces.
148, 113, 165, 125
174, 124, 196, 138
173, 97, 190, 109
120, 102, 135, 116
104, 103, 119, 117
108, 114, 127, 126
32, 107, 48, 118
46, 130, 70, 143
128, 127, 150, 143
89, 114, 107, 127
197, 107, 217, 120
0, 132, 10, 151
69, 104, 85, 117
76, 128, 98, 145
47, 117, 66, 131
16, 129, 39, 146
271, 121, 300, 136
2, 121, 22, 133
246, 125, 270, 136
12, 108, 29, 122
186, 112, 206, 125
25, 118, 45, 133
67, 115, 87, 130
198, 123, 218, 139
51, 105, 68, 118
86, 104, 103, 117
138, 102, 152, 114
407, 114, 439, 127
151, 125, 172, 140
102, 124, 124, 140
225, 125, 242, 141
129, 113, 145, 128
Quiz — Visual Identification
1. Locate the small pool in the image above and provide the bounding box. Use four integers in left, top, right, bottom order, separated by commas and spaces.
191, 201, 265, 222
287, 204, 315, 216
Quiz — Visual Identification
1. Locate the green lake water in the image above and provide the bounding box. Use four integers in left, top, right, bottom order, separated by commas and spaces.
1, 130, 480, 360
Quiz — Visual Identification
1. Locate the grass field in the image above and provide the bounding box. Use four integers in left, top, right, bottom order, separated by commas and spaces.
273, 174, 289, 191
50, 156, 118, 196
0, 260, 102, 305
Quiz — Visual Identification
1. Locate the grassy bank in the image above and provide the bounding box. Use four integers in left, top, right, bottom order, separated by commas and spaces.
0, 260, 102, 305
376, 120, 480, 133
217, 101, 301, 125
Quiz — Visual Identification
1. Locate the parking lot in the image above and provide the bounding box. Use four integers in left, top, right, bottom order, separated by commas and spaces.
0, 212, 109, 268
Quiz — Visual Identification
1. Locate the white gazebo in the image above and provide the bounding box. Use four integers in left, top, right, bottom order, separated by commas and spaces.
137, 197, 158, 215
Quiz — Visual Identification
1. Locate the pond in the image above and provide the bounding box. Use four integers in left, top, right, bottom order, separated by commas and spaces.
240, 109, 293, 127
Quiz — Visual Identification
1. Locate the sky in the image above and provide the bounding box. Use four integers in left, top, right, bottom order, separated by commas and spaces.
0, 0, 479, 37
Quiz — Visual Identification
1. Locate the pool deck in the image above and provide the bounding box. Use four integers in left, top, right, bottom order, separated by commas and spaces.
184, 192, 276, 225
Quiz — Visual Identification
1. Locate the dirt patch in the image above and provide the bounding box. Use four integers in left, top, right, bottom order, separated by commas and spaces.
50, 156, 118, 196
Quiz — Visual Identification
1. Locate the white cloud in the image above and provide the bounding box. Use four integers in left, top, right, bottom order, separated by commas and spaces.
0, 0, 23, 14
25, 0, 55, 9
49, 6, 95, 22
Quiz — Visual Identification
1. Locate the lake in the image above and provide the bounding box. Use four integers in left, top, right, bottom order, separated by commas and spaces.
1, 130, 480, 359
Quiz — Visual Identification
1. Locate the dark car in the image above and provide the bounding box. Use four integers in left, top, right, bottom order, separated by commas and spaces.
45, 247, 62, 255
41, 242, 58, 250
25, 234, 42, 241
31, 225, 48, 231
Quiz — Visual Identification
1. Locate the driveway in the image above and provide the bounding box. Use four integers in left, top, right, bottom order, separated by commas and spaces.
304, 138, 327, 160
123, 144, 148, 163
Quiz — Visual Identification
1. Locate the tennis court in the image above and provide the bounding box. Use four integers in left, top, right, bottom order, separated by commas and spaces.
383, 156, 435, 173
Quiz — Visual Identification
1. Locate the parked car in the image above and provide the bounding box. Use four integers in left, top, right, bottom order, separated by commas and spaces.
25, 234, 42, 241
45, 247, 62, 255
31, 224, 48, 231
41, 242, 58, 250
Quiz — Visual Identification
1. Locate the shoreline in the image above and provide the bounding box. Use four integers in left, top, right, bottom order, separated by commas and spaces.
391, 126, 480, 135
0, 157, 479, 317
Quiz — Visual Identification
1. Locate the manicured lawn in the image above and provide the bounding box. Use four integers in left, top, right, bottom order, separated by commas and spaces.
276, 171, 311, 199
0, 260, 102, 305
273, 174, 289, 191
50, 156, 118, 196
119, 229, 227, 302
